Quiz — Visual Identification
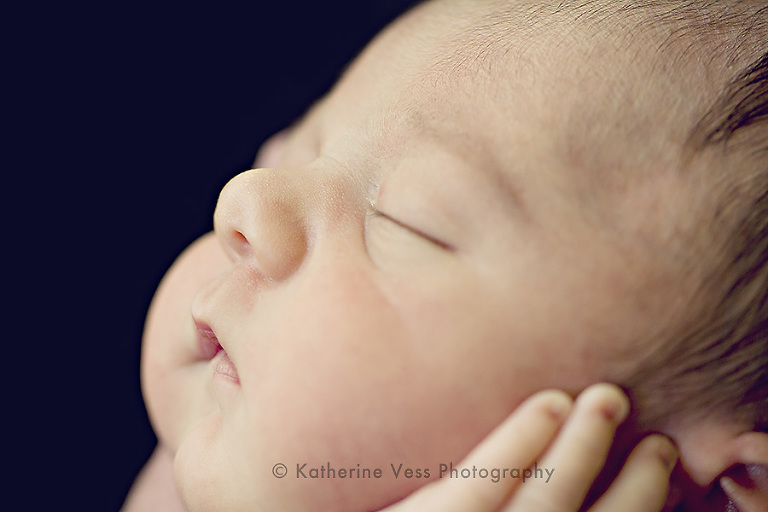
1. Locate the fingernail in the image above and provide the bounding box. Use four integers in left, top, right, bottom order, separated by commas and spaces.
653, 435, 678, 470
544, 392, 573, 421
595, 385, 629, 423
600, 398, 629, 423
720, 475, 738, 495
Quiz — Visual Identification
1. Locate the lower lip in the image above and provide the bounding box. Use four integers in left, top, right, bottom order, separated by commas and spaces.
212, 349, 240, 384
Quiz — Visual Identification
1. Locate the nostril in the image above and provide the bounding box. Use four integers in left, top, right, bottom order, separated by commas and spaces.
232, 230, 252, 255
213, 168, 308, 278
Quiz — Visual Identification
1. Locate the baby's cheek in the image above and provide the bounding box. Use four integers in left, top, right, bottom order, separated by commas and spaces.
247, 355, 497, 511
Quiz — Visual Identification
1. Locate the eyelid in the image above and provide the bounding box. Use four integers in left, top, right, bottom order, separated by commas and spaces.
368, 204, 454, 251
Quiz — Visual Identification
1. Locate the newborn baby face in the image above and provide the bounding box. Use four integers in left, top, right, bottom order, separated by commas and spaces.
141, 1, 690, 511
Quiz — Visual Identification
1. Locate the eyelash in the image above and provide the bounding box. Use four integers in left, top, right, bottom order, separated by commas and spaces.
368, 206, 453, 251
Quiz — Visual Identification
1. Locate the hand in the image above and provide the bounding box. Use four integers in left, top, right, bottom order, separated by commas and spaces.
382, 383, 677, 512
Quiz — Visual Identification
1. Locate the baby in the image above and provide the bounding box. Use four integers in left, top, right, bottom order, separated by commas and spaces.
124, 0, 768, 511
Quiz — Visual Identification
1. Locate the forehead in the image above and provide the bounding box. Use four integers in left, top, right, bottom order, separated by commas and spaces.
294, 2, 556, 203
300, 0, 687, 174
315, 1, 542, 147
289, 0, 707, 231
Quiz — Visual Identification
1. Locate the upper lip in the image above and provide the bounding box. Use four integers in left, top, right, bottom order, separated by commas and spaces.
194, 318, 223, 360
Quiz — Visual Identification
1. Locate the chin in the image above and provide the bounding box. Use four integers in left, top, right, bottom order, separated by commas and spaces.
174, 425, 424, 512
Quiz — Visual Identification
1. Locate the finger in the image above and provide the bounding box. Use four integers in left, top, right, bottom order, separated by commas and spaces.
387, 390, 573, 512
588, 435, 677, 512
507, 383, 629, 512
720, 434, 768, 512
721, 474, 768, 512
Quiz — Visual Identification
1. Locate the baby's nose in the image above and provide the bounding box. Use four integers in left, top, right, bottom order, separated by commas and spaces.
213, 167, 308, 281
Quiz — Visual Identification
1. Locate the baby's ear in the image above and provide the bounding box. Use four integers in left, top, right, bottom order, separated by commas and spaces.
718, 432, 768, 512
668, 425, 768, 511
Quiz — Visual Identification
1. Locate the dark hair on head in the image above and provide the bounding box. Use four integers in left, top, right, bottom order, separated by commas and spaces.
460, 0, 768, 429
626, 44, 768, 430
694, 52, 768, 149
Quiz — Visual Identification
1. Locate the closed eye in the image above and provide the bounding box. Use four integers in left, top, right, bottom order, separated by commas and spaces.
368, 208, 453, 251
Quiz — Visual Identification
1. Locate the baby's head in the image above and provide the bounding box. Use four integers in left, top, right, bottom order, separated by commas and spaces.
140, 1, 768, 511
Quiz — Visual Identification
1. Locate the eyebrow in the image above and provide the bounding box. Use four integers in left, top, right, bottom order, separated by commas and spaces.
475, 153, 530, 222
394, 102, 531, 220
430, 124, 531, 224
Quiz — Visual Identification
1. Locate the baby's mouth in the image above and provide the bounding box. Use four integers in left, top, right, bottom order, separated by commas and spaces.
196, 322, 222, 360
195, 321, 240, 383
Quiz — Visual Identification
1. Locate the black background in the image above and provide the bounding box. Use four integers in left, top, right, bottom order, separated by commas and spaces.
9, 1, 417, 510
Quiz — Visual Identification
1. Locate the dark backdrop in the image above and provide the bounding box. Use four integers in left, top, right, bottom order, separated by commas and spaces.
10, 1, 418, 510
